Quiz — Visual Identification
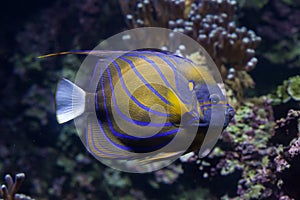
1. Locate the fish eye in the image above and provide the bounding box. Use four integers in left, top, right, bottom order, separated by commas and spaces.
188, 80, 194, 91
209, 94, 220, 104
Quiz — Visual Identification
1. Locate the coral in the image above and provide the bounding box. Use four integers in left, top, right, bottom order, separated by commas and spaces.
153, 164, 183, 184
0, 1, 127, 199
268, 75, 300, 106
179, 104, 300, 199
272, 110, 300, 199
103, 168, 132, 189
273, 109, 300, 145
16, 0, 123, 54
239, 0, 300, 68
224, 71, 255, 102
2, 1, 300, 200
0, 173, 34, 200
181, 98, 278, 199
258, 0, 300, 40
287, 76, 300, 101
288, 137, 300, 158
180, 98, 299, 199
273, 135, 300, 175
119, 0, 261, 80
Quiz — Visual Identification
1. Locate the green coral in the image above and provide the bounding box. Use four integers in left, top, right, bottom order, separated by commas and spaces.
220, 159, 242, 176
199, 98, 278, 199
287, 76, 300, 101
243, 184, 265, 200
269, 75, 300, 105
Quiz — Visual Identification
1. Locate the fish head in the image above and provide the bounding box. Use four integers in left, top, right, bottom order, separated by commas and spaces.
188, 81, 235, 129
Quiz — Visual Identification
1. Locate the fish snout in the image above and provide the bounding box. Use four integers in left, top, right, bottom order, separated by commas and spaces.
224, 106, 235, 127
226, 106, 235, 119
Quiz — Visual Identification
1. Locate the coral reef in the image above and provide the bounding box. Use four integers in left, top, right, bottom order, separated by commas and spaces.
119, 0, 261, 80
200, 98, 279, 199
178, 100, 300, 199
1, 0, 300, 199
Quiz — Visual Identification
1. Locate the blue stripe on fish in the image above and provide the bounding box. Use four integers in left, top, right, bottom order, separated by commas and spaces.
157, 53, 195, 104
185, 116, 201, 126
112, 60, 170, 117
161, 53, 194, 104
97, 120, 132, 151
100, 67, 179, 146
119, 57, 172, 106
97, 123, 175, 153
107, 65, 173, 127
86, 117, 125, 158
97, 98, 178, 152
127, 51, 193, 105
125, 53, 173, 88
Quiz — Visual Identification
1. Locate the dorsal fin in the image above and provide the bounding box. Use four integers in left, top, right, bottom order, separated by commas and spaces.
37, 50, 128, 59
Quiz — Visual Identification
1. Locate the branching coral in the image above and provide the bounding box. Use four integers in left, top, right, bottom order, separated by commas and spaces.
0, 173, 34, 200
119, 0, 261, 80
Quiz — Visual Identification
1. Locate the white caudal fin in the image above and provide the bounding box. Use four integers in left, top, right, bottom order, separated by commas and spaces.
55, 78, 86, 124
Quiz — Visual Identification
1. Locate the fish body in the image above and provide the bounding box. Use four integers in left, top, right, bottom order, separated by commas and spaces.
54, 49, 234, 162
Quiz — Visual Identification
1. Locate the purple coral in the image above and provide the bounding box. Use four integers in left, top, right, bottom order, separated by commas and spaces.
288, 137, 300, 158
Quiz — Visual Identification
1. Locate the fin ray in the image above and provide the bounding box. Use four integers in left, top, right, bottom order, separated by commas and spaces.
55, 78, 86, 123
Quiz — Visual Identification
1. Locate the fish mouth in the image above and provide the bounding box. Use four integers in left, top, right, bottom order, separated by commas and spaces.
185, 117, 210, 127
181, 106, 235, 128
178, 115, 209, 128
189, 119, 229, 128
190, 121, 210, 127
188, 109, 235, 128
